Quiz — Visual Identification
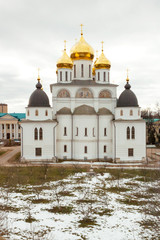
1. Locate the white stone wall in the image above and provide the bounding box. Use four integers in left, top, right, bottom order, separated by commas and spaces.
115, 107, 141, 120
73, 60, 93, 80
114, 120, 146, 161
21, 121, 57, 161
95, 69, 110, 83
57, 68, 72, 83
26, 107, 52, 121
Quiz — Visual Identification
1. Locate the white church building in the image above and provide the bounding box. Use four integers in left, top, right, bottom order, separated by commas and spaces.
21, 29, 146, 163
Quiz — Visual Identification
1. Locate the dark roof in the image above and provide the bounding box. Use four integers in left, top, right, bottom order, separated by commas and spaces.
57, 107, 72, 115
28, 80, 50, 107
73, 105, 97, 115
117, 81, 138, 107
22, 119, 57, 123
50, 80, 118, 92
98, 108, 113, 115
0, 113, 26, 120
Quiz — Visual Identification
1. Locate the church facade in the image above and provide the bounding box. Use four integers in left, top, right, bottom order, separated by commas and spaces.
21, 29, 146, 162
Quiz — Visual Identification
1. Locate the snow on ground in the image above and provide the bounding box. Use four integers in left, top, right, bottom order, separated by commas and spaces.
0, 172, 159, 240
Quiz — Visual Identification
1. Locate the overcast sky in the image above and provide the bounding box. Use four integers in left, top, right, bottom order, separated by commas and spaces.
0, 0, 160, 113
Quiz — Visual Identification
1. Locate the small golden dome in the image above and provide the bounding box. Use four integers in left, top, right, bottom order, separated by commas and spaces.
70, 35, 94, 60
95, 52, 111, 69
92, 66, 95, 76
57, 50, 73, 69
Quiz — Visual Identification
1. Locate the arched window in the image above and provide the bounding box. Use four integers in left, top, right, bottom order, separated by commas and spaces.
89, 65, 91, 78
131, 127, 135, 139
98, 72, 100, 81
103, 72, 106, 82
45, 110, 48, 116
60, 71, 62, 81
81, 64, 84, 77
34, 128, 38, 140
74, 65, 76, 78
127, 127, 130, 139
65, 71, 68, 81
130, 110, 133, 116
39, 128, 43, 140
35, 110, 38, 116
27, 110, 30, 116
120, 110, 123, 116
108, 72, 110, 82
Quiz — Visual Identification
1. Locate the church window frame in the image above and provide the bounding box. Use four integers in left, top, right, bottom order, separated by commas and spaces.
12, 124, 14, 129
89, 65, 91, 78
128, 148, 134, 157
76, 127, 78, 136
64, 127, 67, 136
2, 124, 4, 130
45, 110, 48, 116
74, 65, 76, 78
35, 110, 38, 116
130, 109, 133, 116
81, 64, 84, 77
70, 72, 72, 81
65, 71, 68, 81
103, 72, 106, 82
120, 110, 123, 116
34, 128, 38, 140
104, 128, 107, 136
84, 146, 87, 154
39, 128, 43, 140
98, 72, 100, 81
84, 128, 88, 137
108, 72, 110, 82
35, 148, 42, 156
127, 127, 130, 139
27, 110, 30, 116
93, 128, 95, 137
60, 71, 62, 81
104, 145, 107, 153
64, 145, 67, 152
131, 126, 135, 139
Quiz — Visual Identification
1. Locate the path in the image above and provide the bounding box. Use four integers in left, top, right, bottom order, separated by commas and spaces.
0, 146, 20, 165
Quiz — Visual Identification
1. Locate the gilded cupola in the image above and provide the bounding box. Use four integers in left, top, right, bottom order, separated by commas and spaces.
95, 41, 111, 69
70, 25, 94, 61
57, 41, 73, 69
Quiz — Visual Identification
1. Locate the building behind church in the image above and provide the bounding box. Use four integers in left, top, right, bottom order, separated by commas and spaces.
21, 28, 146, 162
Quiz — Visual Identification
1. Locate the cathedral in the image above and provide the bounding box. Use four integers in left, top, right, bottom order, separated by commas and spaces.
21, 28, 146, 163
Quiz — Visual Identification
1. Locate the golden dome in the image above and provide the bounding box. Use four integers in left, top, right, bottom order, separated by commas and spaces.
70, 35, 94, 60
95, 52, 111, 69
57, 41, 73, 69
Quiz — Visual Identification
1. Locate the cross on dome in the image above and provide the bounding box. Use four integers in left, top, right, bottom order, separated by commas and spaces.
80, 24, 84, 36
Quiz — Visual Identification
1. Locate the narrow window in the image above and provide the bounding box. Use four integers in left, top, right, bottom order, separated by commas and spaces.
12, 133, 14, 138
34, 128, 38, 140
65, 71, 68, 81
70, 72, 72, 81
35, 110, 38, 116
74, 65, 76, 78
35, 148, 42, 156
85, 128, 87, 136
89, 65, 91, 78
131, 126, 135, 139
7, 124, 10, 129
103, 72, 106, 82
108, 72, 110, 82
64, 145, 67, 152
12, 124, 14, 129
27, 110, 30, 116
120, 110, 123, 116
93, 128, 95, 137
2, 124, 4, 129
76, 127, 78, 136
127, 127, 130, 139
39, 128, 43, 140
84, 146, 87, 154
104, 145, 107, 153
159, 128, 160, 134
45, 110, 48, 116
104, 128, 107, 136
60, 71, 62, 81
18, 125, 21, 129
81, 64, 84, 77
18, 133, 21, 138
98, 72, 100, 81
130, 110, 133, 116
128, 148, 134, 157
64, 127, 67, 136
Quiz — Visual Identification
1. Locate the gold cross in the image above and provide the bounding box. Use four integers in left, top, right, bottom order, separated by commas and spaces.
80, 24, 84, 35
126, 68, 129, 81
96, 50, 98, 59
37, 68, 40, 80
101, 41, 104, 52
64, 40, 66, 51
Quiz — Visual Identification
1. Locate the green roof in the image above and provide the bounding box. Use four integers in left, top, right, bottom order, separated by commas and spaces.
0, 113, 26, 121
